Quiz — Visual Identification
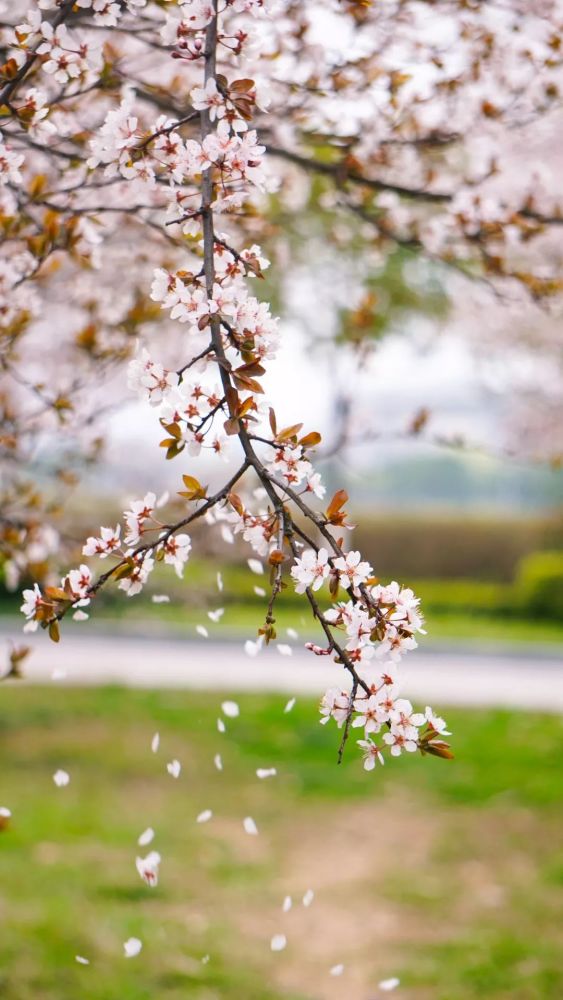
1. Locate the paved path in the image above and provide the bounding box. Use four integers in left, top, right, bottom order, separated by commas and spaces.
3, 622, 562, 712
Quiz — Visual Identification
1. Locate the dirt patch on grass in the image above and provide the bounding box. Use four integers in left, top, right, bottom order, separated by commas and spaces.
231, 790, 438, 999
234, 791, 563, 1000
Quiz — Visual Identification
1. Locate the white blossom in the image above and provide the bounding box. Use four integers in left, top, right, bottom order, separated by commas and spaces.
291, 548, 330, 594
136, 850, 160, 886
123, 937, 142, 958
221, 700, 239, 718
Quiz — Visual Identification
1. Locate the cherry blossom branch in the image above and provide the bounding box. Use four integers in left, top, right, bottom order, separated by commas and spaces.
16, 0, 454, 773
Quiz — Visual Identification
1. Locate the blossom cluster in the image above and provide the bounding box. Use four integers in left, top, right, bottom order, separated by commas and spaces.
20, 487, 194, 627
291, 548, 451, 767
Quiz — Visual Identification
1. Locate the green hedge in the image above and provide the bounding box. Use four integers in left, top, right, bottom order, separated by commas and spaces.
352, 512, 563, 582
516, 551, 563, 621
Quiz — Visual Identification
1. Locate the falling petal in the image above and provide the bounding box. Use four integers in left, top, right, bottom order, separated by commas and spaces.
221, 700, 239, 718
196, 625, 209, 638
244, 639, 261, 657
51, 668, 66, 681
256, 768, 277, 779
123, 937, 142, 958
136, 851, 160, 887
270, 934, 287, 952
216, 572, 224, 592
286, 628, 299, 639
75, 956, 89, 965
196, 809, 213, 824
276, 644, 292, 656
72, 610, 89, 621
214, 753, 223, 771
53, 769, 70, 787
167, 760, 181, 778
247, 558, 264, 575
302, 889, 314, 907
152, 594, 170, 604
217, 718, 226, 733
201, 954, 210, 964
151, 732, 160, 753
208, 608, 224, 623
330, 964, 344, 977
243, 816, 258, 836
379, 978, 400, 992
137, 827, 154, 846
253, 586, 266, 597
282, 895, 292, 912
283, 698, 296, 714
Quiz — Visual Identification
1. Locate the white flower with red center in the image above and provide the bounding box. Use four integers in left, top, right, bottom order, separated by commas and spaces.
83, 525, 121, 559
347, 642, 376, 669
357, 738, 385, 770
159, 385, 205, 426
136, 850, 160, 887
234, 295, 280, 359
128, 349, 178, 405
343, 605, 373, 649
304, 471, 325, 499
169, 286, 209, 325
242, 521, 270, 556
191, 78, 225, 120
20, 583, 43, 623
65, 564, 92, 602
389, 698, 426, 740
382, 731, 418, 756
291, 547, 330, 594
165, 0, 214, 35
181, 427, 205, 456
424, 706, 451, 735
371, 581, 425, 634
376, 625, 418, 662
368, 678, 400, 717
333, 550, 373, 590
319, 687, 352, 728
351, 694, 386, 735
227, 130, 266, 185
268, 444, 310, 488
150, 269, 182, 309
123, 492, 157, 545
118, 554, 154, 596
203, 124, 238, 164
211, 281, 239, 317
160, 533, 192, 578
16, 88, 54, 139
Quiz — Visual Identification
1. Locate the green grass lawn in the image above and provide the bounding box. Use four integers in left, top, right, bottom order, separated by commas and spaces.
1, 687, 562, 999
